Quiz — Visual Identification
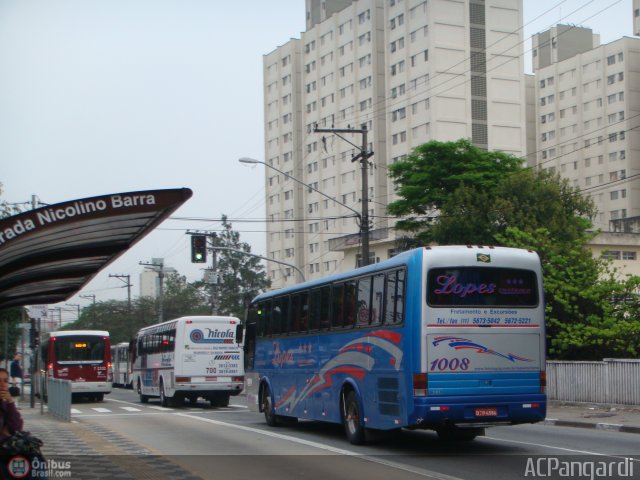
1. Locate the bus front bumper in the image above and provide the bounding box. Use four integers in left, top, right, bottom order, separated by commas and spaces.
71, 381, 112, 394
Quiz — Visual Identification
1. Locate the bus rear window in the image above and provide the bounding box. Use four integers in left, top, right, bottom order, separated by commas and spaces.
54, 336, 106, 364
427, 267, 538, 307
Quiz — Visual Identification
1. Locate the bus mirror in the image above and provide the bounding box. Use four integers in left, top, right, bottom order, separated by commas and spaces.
235, 324, 244, 344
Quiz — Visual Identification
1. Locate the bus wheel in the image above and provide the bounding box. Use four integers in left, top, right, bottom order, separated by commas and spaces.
159, 380, 170, 407
262, 389, 279, 427
343, 391, 365, 445
214, 393, 230, 408
436, 427, 483, 442
95, 393, 104, 402
138, 380, 148, 404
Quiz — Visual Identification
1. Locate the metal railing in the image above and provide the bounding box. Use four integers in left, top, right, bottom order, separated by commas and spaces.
547, 359, 640, 405
46, 378, 72, 421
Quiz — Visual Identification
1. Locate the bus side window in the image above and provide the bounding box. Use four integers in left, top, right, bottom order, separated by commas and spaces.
356, 277, 372, 326
290, 294, 301, 333
299, 292, 309, 332
263, 301, 273, 336
319, 286, 331, 329
331, 283, 345, 328
396, 269, 405, 323
371, 274, 384, 326
273, 296, 290, 336
344, 281, 357, 327
309, 289, 319, 331
385, 269, 405, 325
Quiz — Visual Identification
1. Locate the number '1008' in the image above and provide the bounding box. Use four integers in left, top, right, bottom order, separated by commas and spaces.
429, 357, 470, 371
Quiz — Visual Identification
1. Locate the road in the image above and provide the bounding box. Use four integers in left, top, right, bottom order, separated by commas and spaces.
69, 388, 640, 480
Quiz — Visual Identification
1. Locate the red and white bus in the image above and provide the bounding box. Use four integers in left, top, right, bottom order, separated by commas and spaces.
38, 330, 113, 401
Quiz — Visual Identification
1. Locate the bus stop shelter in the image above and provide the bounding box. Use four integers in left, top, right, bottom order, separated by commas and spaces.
0, 188, 192, 310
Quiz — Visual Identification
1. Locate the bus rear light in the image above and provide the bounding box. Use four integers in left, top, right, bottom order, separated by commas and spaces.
232, 376, 244, 383
430, 406, 449, 411
175, 377, 191, 383
540, 370, 546, 393
413, 373, 427, 397
523, 403, 540, 409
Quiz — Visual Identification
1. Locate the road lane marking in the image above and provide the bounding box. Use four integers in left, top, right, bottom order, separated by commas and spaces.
483, 435, 640, 463
174, 413, 463, 480
91, 407, 111, 413
121, 406, 142, 412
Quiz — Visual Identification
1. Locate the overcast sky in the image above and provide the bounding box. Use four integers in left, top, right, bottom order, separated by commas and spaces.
0, 0, 632, 323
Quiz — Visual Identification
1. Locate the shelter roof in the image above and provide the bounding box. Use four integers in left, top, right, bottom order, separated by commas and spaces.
0, 188, 192, 310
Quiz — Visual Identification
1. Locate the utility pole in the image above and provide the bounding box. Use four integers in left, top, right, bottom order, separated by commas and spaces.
187, 231, 219, 315
314, 124, 374, 266
109, 274, 132, 313
65, 303, 81, 322
210, 234, 218, 315
139, 260, 164, 322
79, 295, 96, 325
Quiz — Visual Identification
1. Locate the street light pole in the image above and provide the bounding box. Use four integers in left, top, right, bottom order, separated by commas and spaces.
239, 157, 367, 273
239, 157, 362, 222
211, 246, 305, 283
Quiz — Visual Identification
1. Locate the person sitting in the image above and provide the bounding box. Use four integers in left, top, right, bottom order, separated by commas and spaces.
0, 368, 23, 442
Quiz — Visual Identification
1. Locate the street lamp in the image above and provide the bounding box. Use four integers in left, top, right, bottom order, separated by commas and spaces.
238, 157, 370, 264
211, 246, 305, 283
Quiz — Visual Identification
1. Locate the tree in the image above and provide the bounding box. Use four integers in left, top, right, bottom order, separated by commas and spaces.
162, 273, 210, 320
0, 308, 24, 361
387, 139, 523, 245
213, 216, 270, 318
388, 139, 640, 359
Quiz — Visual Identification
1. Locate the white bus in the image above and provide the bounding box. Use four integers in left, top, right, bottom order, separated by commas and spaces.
130, 316, 244, 407
111, 342, 130, 388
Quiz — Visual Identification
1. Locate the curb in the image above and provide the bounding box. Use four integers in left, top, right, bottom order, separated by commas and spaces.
543, 418, 640, 434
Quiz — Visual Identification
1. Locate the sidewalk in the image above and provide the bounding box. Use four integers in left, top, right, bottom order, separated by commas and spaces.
16, 401, 201, 480
544, 400, 640, 434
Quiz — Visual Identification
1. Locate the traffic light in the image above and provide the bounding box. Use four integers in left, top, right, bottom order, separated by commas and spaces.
191, 235, 207, 263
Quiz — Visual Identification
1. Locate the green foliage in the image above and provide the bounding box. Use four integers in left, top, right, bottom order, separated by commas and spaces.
388, 139, 522, 244
214, 216, 271, 318
388, 139, 640, 360
0, 308, 25, 360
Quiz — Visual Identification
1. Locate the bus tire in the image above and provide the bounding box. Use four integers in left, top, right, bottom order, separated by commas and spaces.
262, 388, 279, 427
159, 380, 170, 407
95, 393, 104, 402
138, 380, 148, 404
213, 393, 230, 408
343, 391, 365, 445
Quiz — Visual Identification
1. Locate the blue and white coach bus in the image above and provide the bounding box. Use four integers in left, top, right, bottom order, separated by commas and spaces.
243, 246, 546, 444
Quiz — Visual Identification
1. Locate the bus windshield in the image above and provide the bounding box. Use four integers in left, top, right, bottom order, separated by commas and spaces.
426, 267, 538, 307
54, 335, 106, 364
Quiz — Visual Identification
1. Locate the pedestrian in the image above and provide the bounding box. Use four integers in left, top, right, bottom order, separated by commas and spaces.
10, 354, 22, 388
0, 368, 23, 441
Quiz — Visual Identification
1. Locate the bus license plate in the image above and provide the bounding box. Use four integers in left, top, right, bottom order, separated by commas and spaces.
475, 407, 498, 417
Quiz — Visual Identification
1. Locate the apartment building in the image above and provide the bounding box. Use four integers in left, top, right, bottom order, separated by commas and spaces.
263, 0, 526, 289
532, 27, 640, 234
